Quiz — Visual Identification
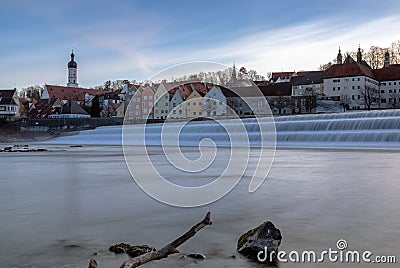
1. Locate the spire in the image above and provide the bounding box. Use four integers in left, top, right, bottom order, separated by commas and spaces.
337, 46, 343, 64
384, 50, 390, 67
357, 45, 362, 63
232, 61, 237, 81
226, 62, 238, 86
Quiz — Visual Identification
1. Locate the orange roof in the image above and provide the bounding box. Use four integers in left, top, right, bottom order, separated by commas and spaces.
373, 66, 400, 81
45, 85, 109, 101
324, 62, 375, 79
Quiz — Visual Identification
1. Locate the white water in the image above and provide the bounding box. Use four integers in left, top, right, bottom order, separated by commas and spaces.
44, 110, 400, 149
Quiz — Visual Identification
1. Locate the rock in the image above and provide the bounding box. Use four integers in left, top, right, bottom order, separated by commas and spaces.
187, 253, 206, 260
126, 245, 156, 258
88, 258, 98, 268
109, 243, 131, 254
237, 221, 282, 262
109, 243, 156, 257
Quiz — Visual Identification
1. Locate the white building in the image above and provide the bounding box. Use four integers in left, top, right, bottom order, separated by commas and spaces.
324, 48, 400, 110
0, 89, 19, 120
169, 90, 185, 119
203, 86, 227, 116
153, 82, 171, 119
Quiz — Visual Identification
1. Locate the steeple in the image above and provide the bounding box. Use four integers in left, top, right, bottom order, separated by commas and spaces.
384, 50, 390, 67
337, 46, 343, 64
67, 50, 78, 87
228, 62, 237, 85
357, 45, 362, 63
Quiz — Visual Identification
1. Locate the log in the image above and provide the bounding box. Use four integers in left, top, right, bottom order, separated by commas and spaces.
120, 211, 212, 268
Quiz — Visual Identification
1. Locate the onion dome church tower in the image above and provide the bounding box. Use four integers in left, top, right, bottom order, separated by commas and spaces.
67, 50, 78, 87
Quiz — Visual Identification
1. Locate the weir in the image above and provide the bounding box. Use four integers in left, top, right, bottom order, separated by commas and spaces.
45, 110, 400, 149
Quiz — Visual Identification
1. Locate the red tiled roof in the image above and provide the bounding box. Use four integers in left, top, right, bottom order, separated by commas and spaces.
323, 62, 375, 79
373, 66, 400, 81
45, 85, 109, 101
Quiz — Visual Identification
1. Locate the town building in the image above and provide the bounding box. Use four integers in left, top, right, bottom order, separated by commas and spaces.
140, 86, 155, 120
324, 47, 400, 110
0, 89, 20, 120
203, 86, 227, 116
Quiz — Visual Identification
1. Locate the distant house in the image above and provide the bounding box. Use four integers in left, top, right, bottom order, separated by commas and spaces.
203, 86, 227, 116
169, 90, 185, 119
154, 82, 175, 119
49, 100, 90, 118
0, 89, 19, 120
259, 82, 293, 115
42, 85, 109, 106
185, 89, 205, 118
141, 86, 155, 119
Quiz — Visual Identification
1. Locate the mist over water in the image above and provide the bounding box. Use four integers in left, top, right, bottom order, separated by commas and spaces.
0, 146, 399, 267
1, 110, 399, 267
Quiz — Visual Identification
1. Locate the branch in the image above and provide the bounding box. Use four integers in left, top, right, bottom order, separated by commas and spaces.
120, 212, 212, 268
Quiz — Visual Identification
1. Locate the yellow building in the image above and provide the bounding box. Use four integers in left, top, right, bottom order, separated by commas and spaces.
185, 89, 205, 118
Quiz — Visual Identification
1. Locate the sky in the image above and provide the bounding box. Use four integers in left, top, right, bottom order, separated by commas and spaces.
1, 0, 400, 89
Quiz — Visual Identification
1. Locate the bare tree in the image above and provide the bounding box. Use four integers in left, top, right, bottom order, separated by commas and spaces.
19, 85, 43, 99
359, 86, 378, 110
366, 46, 385, 69
318, 62, 332, 71
389, 92, 400, 108
340, 94, 351, 112
202, 98, 217, 116
269, 95, 291, 115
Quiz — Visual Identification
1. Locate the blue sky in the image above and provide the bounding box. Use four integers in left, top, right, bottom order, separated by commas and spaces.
1, 0, 400, 88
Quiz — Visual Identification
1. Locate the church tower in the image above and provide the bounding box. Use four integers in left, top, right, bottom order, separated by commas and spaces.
227, 62, 237, 86
67, 50, 78, 87
337, 47, 343, 64
384, 50, 390, 67
357, 45, 362, 63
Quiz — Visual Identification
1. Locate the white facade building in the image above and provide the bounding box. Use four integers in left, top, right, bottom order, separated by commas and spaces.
203, 86, 227, 116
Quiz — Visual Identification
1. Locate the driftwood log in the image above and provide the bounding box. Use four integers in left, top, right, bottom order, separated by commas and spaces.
120, 211, 212, 268
88, 212, 212, 268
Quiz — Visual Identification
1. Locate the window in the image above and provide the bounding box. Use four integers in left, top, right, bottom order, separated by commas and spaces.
179, 110, 182, 114
144, 96, 147, 100
381, 90, 385, 93
381, 99, 387, 103
135, 105, 139, 109
389, 90, 393, 93
173, 110, 176, 114
149, 102, 153, 106
193, 112, 196, 115
199, 102, 202, 105
165, 102, 168, 106
144, 108, 147, 113
352, 95, 355, 100
193, 102, 196, 106
155, 110, 158, 114
333, 79, 340, 83
149, 96, 153, 100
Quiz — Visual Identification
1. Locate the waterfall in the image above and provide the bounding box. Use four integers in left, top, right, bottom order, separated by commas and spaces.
44, 110, 400, 149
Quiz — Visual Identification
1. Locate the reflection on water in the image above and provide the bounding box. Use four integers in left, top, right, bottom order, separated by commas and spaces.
0, 146, 399, 267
